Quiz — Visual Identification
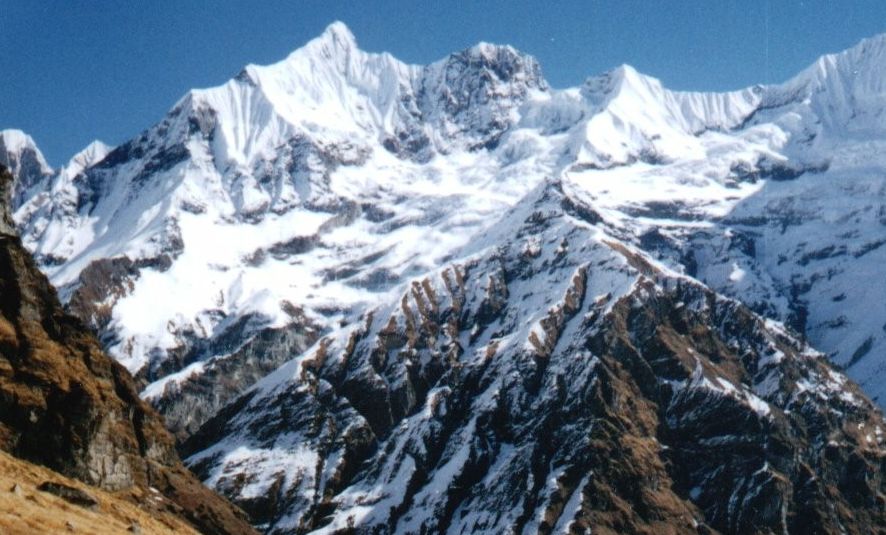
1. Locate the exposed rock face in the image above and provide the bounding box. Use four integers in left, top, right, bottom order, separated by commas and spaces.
150, 319, 322, 439
0, 130, 54, 208
419, 42, 548, 151
184, 182, 886, 534
0, 164, 257, 535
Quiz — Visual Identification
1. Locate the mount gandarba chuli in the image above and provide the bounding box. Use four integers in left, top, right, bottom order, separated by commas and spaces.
3, 22, 886, 534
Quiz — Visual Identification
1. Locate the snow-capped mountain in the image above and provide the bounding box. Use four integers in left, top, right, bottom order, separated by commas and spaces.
7, 22, 886, 532
13, 22, 557, 436
583, 34, 886, 401
14, 24, 886, 419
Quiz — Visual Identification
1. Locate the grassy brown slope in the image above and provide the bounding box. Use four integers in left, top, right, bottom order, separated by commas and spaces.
0, 449, 199, 534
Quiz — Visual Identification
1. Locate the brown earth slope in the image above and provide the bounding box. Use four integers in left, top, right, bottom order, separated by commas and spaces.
0, 163, 257, 534
0, 448, 199, 534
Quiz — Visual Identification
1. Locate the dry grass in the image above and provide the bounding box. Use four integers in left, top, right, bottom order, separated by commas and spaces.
0, 449, 199, 535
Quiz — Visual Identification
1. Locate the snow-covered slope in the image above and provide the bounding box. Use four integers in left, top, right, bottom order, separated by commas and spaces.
22, 28, 539, 342
565, 33, 886, 401
561, 64, 762, 168
10, 23, 886, 429
183, 178, 886, 534
14, 139, 112, 266
8, 21, 886, 534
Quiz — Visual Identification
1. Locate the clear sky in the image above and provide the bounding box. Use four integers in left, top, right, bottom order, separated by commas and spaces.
3, 0, 886, 166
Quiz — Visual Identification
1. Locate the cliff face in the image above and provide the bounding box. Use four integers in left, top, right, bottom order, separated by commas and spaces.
0, 166, 15, 236
0, 163, 256, 534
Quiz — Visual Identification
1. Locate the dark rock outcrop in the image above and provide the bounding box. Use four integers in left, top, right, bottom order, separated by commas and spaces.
36, 481, 99, 510
155, 319, 322, 439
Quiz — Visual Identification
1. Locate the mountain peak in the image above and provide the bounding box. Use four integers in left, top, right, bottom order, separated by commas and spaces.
301, 20, 359, 60
788, 31, 886, 88
465, 41, 518, 60
583, 64, 661, 96
578, 63, 670, 118
0, 129, 39, 153
0, 129, 53, 207
610, 63, 641, 78
68, 139, 111, 167
320, 20, 357, 46
454, 39, 539, 65
0, 129, 50, 169
767, 31, 886, 133
439, 39, 548, 93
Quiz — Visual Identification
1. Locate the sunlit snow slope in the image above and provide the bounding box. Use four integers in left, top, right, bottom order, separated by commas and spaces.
7, 23, 886, 427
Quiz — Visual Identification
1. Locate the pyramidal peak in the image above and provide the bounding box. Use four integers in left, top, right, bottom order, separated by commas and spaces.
267, 20, 363, 76
579, 62, 760, 126
44, 139, 115, 193
66, 139, 112, 170
580, 63, 659, 104
315, 20, 358, 50
213, 21, 374, 101
0, 129, 54, 207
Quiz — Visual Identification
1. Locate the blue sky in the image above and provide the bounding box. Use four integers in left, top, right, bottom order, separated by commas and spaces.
3, 0, 886, 166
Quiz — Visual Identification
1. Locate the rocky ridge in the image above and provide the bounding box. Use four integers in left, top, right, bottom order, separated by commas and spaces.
183, 179, 886, 534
